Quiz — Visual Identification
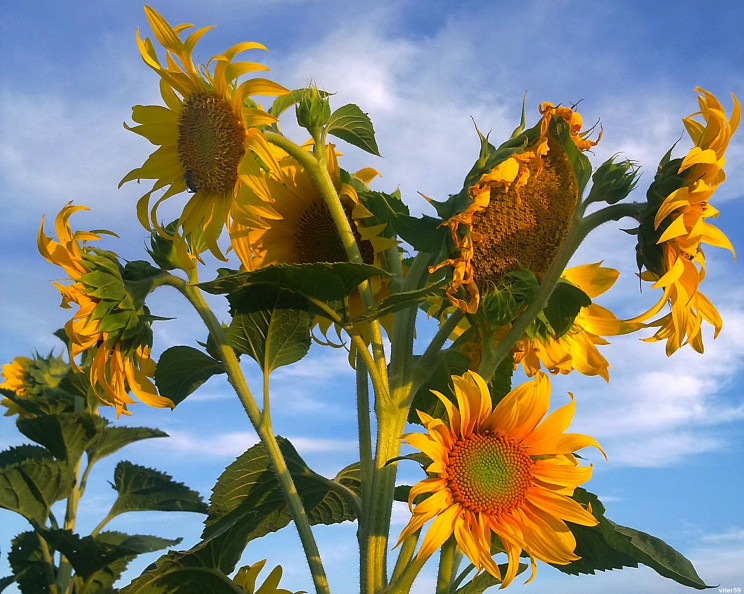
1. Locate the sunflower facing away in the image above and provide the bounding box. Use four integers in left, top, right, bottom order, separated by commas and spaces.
398, 371, 603, 587
120, 5, 289, 259
38, 203, 173, 416
431, 102, 600, 314
628, 88, 739, 355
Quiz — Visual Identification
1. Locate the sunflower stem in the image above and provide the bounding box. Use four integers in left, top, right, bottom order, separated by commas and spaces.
356, 354, 373, 544
389, 529, 420, 584
478, 200, 643, 379
163, 274, 330, 594
436, 537, 457, 594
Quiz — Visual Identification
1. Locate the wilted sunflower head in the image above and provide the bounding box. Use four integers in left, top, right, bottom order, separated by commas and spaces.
120, 5, 289, 260
431, 102, 597, 313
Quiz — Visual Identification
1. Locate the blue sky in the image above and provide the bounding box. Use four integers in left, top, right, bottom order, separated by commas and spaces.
1, 1, 743, 592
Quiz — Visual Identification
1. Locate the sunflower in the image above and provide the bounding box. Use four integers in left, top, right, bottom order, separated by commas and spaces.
431, 102, 599, 314
38, 203, 173, 416
628, 88, 739, 354
397, 371, 603, 587
229, 142, 395, 337
513, 263, 639, 381
120, 6, 289, 260
1, 353, 70, 417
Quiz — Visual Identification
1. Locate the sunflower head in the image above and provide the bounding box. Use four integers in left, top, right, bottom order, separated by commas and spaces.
629, 88, 739, 354
398, 371, 603, 587
121, 6, 289, 260
430, 102, 597, 313
1, 353, 69, 417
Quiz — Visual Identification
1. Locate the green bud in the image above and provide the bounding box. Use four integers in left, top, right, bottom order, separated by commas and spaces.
295, 85, 331, 134
585, 155, 640, 206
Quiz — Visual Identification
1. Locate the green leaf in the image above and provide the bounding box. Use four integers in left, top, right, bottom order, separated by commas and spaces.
0, 445, 49, 469
542, 282, 591, 338
0, 575, 16, 592
108, 461, 208, 518
200, 262, 389, 302
326, 103, 381, 156
227, 286, 312, 373
8, 531, 52, 594
269, 87, 330, 119
36, 528, 181, 585
203, 437, 360, 542
87, 425, 169, 465
352, 281, 447, 323
123, 560, 245, 594
0, 456, 73, 523
16, 412, 104, 464
154, 346, 225, 406
555, 489, 712, 589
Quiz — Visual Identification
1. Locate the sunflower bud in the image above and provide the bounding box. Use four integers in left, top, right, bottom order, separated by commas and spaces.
585, 155, 640, 206
295, 85, 331, 134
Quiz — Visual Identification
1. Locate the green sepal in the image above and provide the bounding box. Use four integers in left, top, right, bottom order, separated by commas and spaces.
407, 348, 470, 425
202, 437, 360, 543
8, 531, 51, 594
107, 461, 208, 519
86, 425, 169, 466
226, 286, 312, 373
326, 103, 381, 157
0, 452, 73, 523
16, 412, 105, 464
154, 345, 225, 406
200, 262, 389, 302
480, 268, 539, 329
554, 489, 712, 589
454, 563, 527, 593
34, 528, 181, 587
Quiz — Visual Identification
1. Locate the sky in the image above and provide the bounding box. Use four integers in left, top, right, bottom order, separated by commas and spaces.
1, 1, 743, 592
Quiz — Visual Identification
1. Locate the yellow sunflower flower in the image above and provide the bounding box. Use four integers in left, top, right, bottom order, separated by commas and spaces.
38, 203, 174, 417
513, 263, 639, 381
120, 5, 289, 260
229, 142, 395, 337
431, 102, 599, 314
397, 371, 603, 587
628, 88, 739, 354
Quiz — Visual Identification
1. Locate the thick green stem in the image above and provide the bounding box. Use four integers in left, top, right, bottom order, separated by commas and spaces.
478, 200, 643, 379
436, 537, 457, 594
162, 275, 330, 594
356, 354, 374, 592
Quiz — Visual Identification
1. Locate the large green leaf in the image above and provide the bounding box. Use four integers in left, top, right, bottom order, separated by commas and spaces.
352, 281, 447, 323
16, 412, 104, 464
326, 103, 381, 156
123, 559, 245, 594
0, 453, 73, 523
86, 425, 169, 465
408, 349, 470, 425
108, 461, 208, 518
226, 286, 312, 373
36, 528, 181, 586
154, 346, 225, 405
8, 531, 52, 594
554, 489, 712, 589
200, 262, 388, 302
203, 437, 360, 543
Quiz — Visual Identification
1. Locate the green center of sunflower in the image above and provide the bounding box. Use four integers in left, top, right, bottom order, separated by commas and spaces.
294, 202, 375, 264
178, 93, 246, 194
446, 432, 533, 515
470, 139, 577, 292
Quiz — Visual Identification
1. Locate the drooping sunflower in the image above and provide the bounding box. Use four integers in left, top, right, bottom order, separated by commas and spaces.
397, 371, 603, 587
120, 5, 289, 260
431, 102, 600, 314
1, 353, 70, 416
628, 88, 739, 355
38, 203, 173, 416
229, 142, 396, 336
